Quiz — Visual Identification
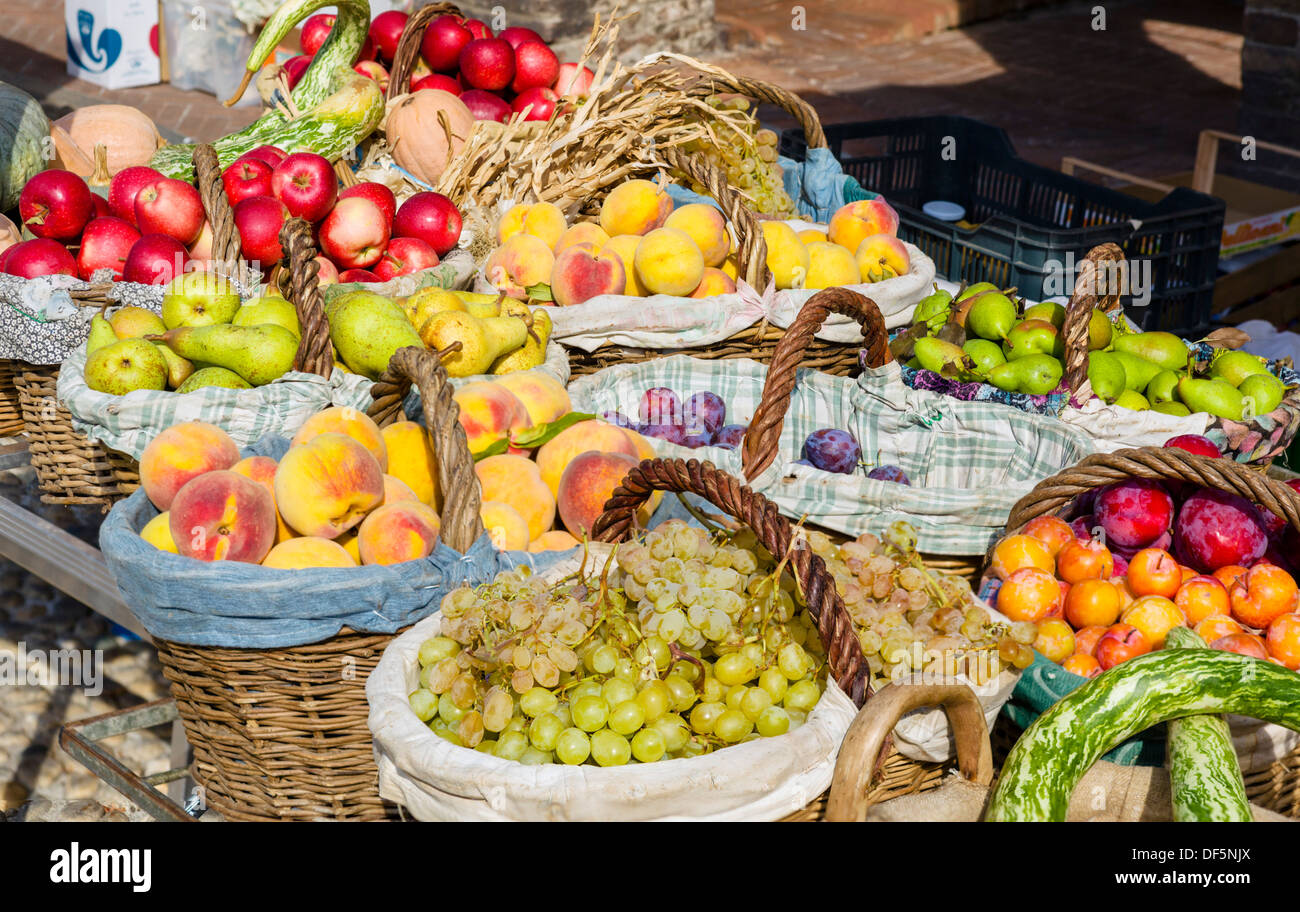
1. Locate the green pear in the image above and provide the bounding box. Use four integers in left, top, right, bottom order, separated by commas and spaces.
233, 295, 301, 339
956, 281, 998, 301
1153, 401, 1190, 416
85, 314, 117, 356
1023, 301, 1065, 329
158, 345, 194, 389
905, 357, 922, 369
1210, 350, 1271, 388
153, 324, 298, 386
327, 290, 425, 381
1114, 389, 1150, 411
175, 367, 253, 393
986, 362, 1021, 393
1178, 377, 1245, 420
1239, 373, 1286, 416
161, 272, 242, 329
1004, 319, 1064, 360
962, 339, 1006, 375
1145, 370, 1181, 405
1112, 351, 1162, 392
914, 337, 977, 380
913, 288, 953, 332
1012, 354, 1064, 395
1087, 351, 1126, 403
965, 292, 1018, 341
1087, 308, 1113, 351
1112, 332, 1188, 372
84, 339, 168, 395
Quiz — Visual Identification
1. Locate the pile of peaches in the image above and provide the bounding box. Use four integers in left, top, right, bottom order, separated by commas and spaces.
988, 436, 1300, 677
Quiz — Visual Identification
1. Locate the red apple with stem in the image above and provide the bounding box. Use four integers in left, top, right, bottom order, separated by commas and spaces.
338, 268, 380, 283
459, 38, 515, 92
282, 54, 313, 90
555, 62, 595, 97
369, 10, 409, 62
512, 86, 559, 122
77, 217, 140, 281
271, 152, 339, 223
108, 166, 165, 227
394, 192, 462, 256
499, 27, 544, 49
20, 170, 94, 240
354, 59, 389, 90
123, 235, 190, 285
510, 40, 558, 93
300, 13, 335, 56
464, 19, 493, 39
319, 197, 390, 269
236, 145, 288, 169
421, 16, 472, 72
135, 178, 205, 246
459, 89, 512, 123
222, 158, 274, 206
373, 237, 440, 281
189, 220, 214, 268
413, 73, 462, 95
233, 196, 290, 268
3, 239, 78, 278
339, 182, 397, 231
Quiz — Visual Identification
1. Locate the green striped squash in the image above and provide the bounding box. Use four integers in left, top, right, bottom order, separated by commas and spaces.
0, 81, 50, 212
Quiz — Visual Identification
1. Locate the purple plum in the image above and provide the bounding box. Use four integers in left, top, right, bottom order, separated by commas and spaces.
683, 391, 726, 436
802, 428, 861, 475
682, 432, 713, 449
866, 464, 910, 485
638, 387, 682, 426
639, 423, 687, 445
712, 424, 747, 450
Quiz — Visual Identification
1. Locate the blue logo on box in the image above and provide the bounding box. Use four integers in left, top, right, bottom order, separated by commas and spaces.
66, 9, 122, 74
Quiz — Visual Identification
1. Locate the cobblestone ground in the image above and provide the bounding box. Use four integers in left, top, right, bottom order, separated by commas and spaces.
0, 469, 170, 822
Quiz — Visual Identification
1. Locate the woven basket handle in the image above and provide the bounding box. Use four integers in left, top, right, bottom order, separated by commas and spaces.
824, 681, 993, 822
701, 71, 826, 150
589, 457, 872, 706
1003, 446, 1300, 538
386, 3, 464, 100
366, 345, 484, 552
277, 218, 335, 378
193, 143, 254, 291
740, 288, 892, 481
659, 145, 767, 290
1061, 242, 1128, 395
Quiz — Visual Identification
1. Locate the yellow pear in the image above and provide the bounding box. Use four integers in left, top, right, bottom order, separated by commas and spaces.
492, 308, 552, 374
420, 312, 529, 377
403, 287, 465, 329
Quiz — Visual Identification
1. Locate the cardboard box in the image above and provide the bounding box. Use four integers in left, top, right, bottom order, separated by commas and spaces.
65, 0, 161, 89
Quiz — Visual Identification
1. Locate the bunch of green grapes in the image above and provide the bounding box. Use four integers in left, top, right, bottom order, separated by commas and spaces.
793, 521, 1033, 692
409, 520, 828, 767
679, 96, 798, 219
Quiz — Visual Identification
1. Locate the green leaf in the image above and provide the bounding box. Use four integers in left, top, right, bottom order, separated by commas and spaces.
470, 412, 598, 462
526, 283, 554, 303
472, 438, 510, 461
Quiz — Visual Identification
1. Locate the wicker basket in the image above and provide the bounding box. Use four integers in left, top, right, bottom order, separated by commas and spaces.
987, 445, 1300, 817
155, 342, 485, 821
0, 360, 24, 437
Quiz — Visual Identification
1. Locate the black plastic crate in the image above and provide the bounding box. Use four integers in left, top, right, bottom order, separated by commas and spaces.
780, 116, 1226, 334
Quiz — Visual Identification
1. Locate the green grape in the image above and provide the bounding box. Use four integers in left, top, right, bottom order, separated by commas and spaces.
408, 688, 438, 722
632, 562, 656, 586
614, 656, 638, 682
440, 587, 474, 618
571, 695, 609, 732
785, 679, 821, 713
519, 747, 552, 766
725, 684, 749, 711
555, 727, 591, 765
570, 680, 602, 702
494, 730, 528, 761
714, 652, 757, 686
435, 728, 465, 747
631, 728, 667, 763
664, 674, 696, 713
689, 701, 726, 735
1010, 621, 1037, 645
687, 603, 709, 629
482, 686, 515, 732
417, 636, 460, 667
438, 692, 467, 724
650, 714, 691, 753
528, 712, 564, 751
741, 686, 774, 722
703, 567, 742, 591
657, 608, 686, 641
519, 685, 559, 718
459, 711, 485, 748
643, 636, 671, 671
740, 642, 765, 667
423, 657, 460, 694
635, 681, 671, 722
710, 548, 733, 569
648, 534, 673, 561
756, 706, 790, 737
602, 677, 637, 707
672, 527, 700, 559
714, 709, 754, 743
660, 557, 686, 583
731, 549, 758, 574
475, 739, 497, 754
699, 673, 726, 704
758, 666, 788, 703
778, 643, 812, 680
591, 730, 632, 767
678, 625, 706, 651
702, 609, 731, 641
608, 699, 646, 735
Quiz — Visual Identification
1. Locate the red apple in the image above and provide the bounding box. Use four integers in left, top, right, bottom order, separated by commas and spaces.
123, 234, 190, 285
1164, 434, 1222, 459
300, 13, 335, 57
354, 59, 390, 90
271, 152, 339, 223
108, 166, 165, 227
465, 19, 493, 40
357, 34, 377, 62
313, 255, 340, 285
91, 195, 111, 218
236, 145, 288, 170
233, 196, 290, 268
189, 221, 214, 265
319, 197, 390, 269
222, 158, 274, 206
555, 62, 595, 97
369, 10, 409, 62
338, 268, 381, 283
283, 54, 313, 90
512, 86, 559, 122
2, 239, 78, 278
135, 178, 205, 246
20, 170, 94, 240
499, 27, 544, 49
459, 38, 515, 92
413, 73, 462, 95
76, 217, 140, 281
460, 89, 512, 123
339, 182, 396, 230
394, 192, 462, 257
0, 246, 14, 275
510, 40, 558, 93
373, 237, 440, 281
422, 15, 472, 72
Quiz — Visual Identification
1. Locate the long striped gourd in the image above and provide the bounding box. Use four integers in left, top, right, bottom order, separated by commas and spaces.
149, 0, 382, 180
1163, 627, 1252, 822
986, 650, 1300, 821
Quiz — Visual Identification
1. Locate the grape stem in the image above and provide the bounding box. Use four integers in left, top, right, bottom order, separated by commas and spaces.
666, 643, 706, 692
673, 492, 739, 537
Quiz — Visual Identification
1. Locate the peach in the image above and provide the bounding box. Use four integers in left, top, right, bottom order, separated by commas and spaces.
231, 455, 295, 544
856, 234, 911, 283
140, 512, 178, 553
798, 229, 828, 245
357, 501, 442, 565
664, 203, 729, 267
492, 373, 571, 426
480, 500, 531, 551
554, 222, 610, 255
497, 201, 567, 249
485, 233, 555, 299
602, 234, 647, 296
991, 534, 1055, 581
139, 421, 241, 511
689, 267, 737, 299
381, 421, 440, 510
169, 470, 276, 563
634, 228, 704, 297
475, 453, 555, 540
804, 241, 861, 289
528, 530, 580, 553
262, 536, 357, 569
336, 530, 361, 564
292, 406, 388, 472
383, 473, 419, 504
720, 256, 739, 281
599, 179, 672, 237
453, 381, 532, 454
551, 242, 626, 306
275, 432, 385, 539
557, 451, 638, 538
828, 198, 899, 254
536, 420, 639, 498
761, 221, 809, 290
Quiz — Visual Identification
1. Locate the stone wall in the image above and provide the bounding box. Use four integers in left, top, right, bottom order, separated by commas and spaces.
1242, 0, 1300, 145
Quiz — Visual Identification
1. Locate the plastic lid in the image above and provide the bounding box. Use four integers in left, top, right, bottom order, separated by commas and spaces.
923, 200, 966, 222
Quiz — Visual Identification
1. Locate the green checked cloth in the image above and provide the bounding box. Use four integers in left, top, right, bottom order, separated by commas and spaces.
568, 356, 1096, 557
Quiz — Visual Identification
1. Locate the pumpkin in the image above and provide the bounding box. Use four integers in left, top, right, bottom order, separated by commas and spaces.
53, 104, 164, 177
385, 90, 475, 187
0, 80, 50, 212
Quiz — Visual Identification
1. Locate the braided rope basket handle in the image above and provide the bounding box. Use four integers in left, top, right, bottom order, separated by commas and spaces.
589, 457, 872, 706
698, 71, 826, 150
387, 2, 465, 100
277, 218, 335, 378
193, 143, 254, 291
1061, 242, 1128, 395
824, 681, 993, 822
366, 345, 484, 552
741, 288, 892, 481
